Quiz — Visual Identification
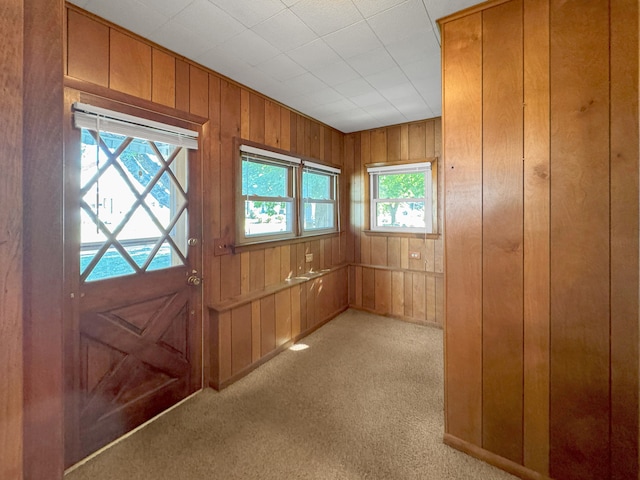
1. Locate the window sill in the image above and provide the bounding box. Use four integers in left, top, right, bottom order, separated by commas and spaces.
363, 230, 440, 239
234, 231, 341, 253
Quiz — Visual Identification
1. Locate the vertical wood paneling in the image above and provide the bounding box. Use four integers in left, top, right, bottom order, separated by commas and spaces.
408, 123, 426, 159
24, 0, 64, 475
1, 1, 23, 476
220, 254, 241, 300
387, 126, 401, 161
109, 30, 151, 100
218, 311, 232, 383
403, 272, 413, 318
250, 250, 265, 292
355, 266, 363, 307
220, 79, 240, 242
408, 238, 425, 271
260, 295, 276, 356
251, 301, 261, 363
189, 65, 208, 117
374, 270, 391, 313
151, 49, 175, 108
411, 273, 425, 320
265, 100, 280, 148
426, 276, 436, 323
549, 1, 610, 478
387, 237, 401, 268
481, 0, 524, 463
231, 304, 252, 374
309, 121, 320, 160
174, 59, 189, 112
67, 10, 108, 86
291, 285, 301, 338
206, 74, 221, 304
442, 12, 483, 446
523, 0, 550, 473
280, 245, 291, 280
362, 267, 375, 309
370, 128, 386, 163
249, 93, 265, 143
370, 236, 387, 266
280, 108, 291, 150
275, 290, 291, 347
610, 2, 639, 478
390, 271, 404, 317
264, 247, 280, 287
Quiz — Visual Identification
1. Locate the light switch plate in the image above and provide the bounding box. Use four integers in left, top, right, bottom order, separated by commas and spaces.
409, 251, 421, 259
305, 253, 313, 263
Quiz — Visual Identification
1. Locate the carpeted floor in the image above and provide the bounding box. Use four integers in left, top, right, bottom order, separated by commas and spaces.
65, 309, 516, 480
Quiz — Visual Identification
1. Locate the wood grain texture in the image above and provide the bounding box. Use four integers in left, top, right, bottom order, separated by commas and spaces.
481, 0, 524, 463
260, 295, 276, 356
189, 65, 208, 117
151, 49, 175, 108
362, 267, 375, 309
251, 300, 261, 363
175, 59, 189, 112
67, 9, 108, 86
218, 311, 232, 382
23, 0, 65, 476
522, 0, 550, 473
609, 1, 639, 478
374, 269, 391, 314
1, 1, 23, 477
109, 30, 151, 99
249, 93, 265, 143
265, 100, 280, 148
370, 236, 388, 266
275, 289, 292, 347
549, 1, 611, 478
442, 12, 483, 446
231, 304, 252, 374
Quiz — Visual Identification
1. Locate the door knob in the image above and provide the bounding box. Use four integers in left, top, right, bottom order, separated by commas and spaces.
187, 275, 201, 286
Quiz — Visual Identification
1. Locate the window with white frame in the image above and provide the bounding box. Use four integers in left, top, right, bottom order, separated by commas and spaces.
368, 162, 434, 234
302, 161, 340, 234
237, 144, 340, 245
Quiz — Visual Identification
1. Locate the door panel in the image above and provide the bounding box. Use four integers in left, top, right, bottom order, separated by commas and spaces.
64, 90, 203, 468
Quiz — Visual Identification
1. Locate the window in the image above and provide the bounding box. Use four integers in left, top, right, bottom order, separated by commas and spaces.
73, 102, 198, 282
302, 162, 340, 234
237, 144, 340, 244
368, 161, 434, 234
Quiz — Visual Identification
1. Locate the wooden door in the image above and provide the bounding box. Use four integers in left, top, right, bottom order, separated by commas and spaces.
63, 91, 203, 467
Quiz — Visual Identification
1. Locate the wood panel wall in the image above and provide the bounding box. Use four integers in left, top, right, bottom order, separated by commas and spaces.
1, 1, 24, 478
440, 1, 639, 479
23, 0, 66, 478
64, 5, 349, 392
344, 119, 444, 327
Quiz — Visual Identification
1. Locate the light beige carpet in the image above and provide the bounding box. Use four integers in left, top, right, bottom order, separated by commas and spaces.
65, 309, 516, 480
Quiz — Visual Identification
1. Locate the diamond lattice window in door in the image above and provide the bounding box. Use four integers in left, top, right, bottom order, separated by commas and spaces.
79, 129, 189, 282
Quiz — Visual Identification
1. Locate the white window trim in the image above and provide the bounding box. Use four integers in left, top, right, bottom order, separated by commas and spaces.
368, 162, 433, 234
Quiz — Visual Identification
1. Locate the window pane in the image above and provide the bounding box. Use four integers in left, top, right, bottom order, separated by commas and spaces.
303, 171, 331, 199
80, 129, 188, 282
375, 201, 425, 228
244, 200, 292, 236
378, 172, 424, 199
303, 201, 334, 230
242, 160, 288, 197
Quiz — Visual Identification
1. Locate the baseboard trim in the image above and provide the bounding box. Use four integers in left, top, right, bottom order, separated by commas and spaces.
442, 434, 551, 480
349, 305, 442, 329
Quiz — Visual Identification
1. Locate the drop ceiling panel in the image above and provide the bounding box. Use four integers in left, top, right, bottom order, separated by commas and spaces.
68, 0, 483, 133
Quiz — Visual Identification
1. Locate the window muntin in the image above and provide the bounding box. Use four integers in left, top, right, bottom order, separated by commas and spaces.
75, 104, 197, 283
237, 144, 341, 245
368, 162, 433, 234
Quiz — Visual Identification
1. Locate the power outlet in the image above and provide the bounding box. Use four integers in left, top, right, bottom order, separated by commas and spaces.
305, 253, 313, 263
409, 251, 421, 259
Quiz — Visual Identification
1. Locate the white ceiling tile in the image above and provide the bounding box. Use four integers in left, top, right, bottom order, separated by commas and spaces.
67, 0, 91, 7
379, 82, 420, 101
208, 0, 286, 28
367, 0, 432, 45
137, 0, 193, 18
196, 47, 253, 79
287, 94, 321, 111
284, 72, 329, 95
334, 78, 376, 97
365, 66, 409, 90
291, 0, 363, 36
385, 30, 439, 65
402, 58, 436, 82
311, 61, 360, 85
219, 30, 280, 66
323, 20, 382, 60
351, 0, 407, 18
149, 21, 216, 60
255, 54, 307, 81
172, 0, 246, 47
347, 47, 397, 77
287, 39, 341, 71
252, 9, 317, 51
305, 88, 343, 105
351, 90, 387, 107
85, 0, 168, 38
